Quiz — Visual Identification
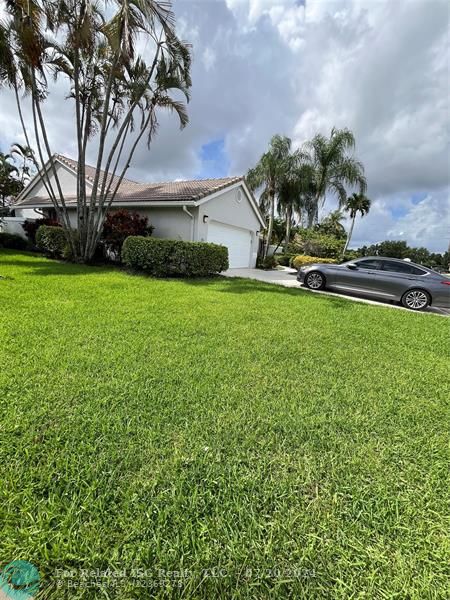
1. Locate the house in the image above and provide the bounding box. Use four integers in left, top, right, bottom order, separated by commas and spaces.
12, 154, 265, 268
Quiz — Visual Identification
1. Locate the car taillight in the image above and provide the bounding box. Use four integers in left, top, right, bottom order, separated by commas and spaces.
441, 281, 450, 285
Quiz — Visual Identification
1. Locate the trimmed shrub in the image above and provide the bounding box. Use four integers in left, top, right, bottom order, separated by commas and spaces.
101, 209, 154, 257
22, 218, 60, 244
274, 253, 294, 267
122, 236, 229, 277
0, 232, 28, 250
36, 225, 71, 258
291, 255, 337, 270
256, 255, 277, 270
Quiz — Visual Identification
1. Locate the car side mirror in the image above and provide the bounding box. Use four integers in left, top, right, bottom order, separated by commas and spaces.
347, 263, 358, 270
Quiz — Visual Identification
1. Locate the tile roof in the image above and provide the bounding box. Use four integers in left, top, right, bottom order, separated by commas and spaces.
15, 154, 244, 206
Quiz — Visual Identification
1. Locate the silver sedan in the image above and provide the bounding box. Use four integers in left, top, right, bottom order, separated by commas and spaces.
297, 256, 450, 311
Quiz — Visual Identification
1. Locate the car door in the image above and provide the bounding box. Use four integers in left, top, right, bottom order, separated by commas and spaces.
332, 259, 383, 293
377, 260, 427, 300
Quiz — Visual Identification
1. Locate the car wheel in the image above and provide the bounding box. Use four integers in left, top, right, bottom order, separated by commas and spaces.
401, 289, 430, 311
304, 271, 326, 290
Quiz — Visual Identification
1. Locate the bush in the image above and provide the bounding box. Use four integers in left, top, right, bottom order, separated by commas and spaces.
287, 229, 345, 258
256, 255, 277, 270
22, 218, 60, 244
0, 232, 28, 250
101, 210, 154, 258
291, 255, 337, 270
275, 253, 294, 266
122, 236, 229, 277
36, 225, 71, 258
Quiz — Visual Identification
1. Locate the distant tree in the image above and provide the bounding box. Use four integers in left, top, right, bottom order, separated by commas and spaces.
304, 128, 367, 226
342, 193, 371, 255
247, 135, 292, 257
10, 144, 35, 186
0, 152, 23, 208
407, 247, 430, 265
375, 240, 409, 258
317, 210, 346, 239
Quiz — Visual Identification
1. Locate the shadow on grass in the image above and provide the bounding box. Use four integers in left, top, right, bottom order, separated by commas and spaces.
180, 275, 356, 310
0, 251, 116, 277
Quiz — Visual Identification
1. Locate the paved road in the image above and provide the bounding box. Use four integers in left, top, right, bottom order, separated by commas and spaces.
223, 267, 450, 317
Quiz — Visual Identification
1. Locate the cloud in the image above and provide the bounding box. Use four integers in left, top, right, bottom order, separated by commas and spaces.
0, 0, 448, 250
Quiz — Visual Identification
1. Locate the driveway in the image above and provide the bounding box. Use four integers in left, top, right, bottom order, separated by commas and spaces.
223, 267, 450, 316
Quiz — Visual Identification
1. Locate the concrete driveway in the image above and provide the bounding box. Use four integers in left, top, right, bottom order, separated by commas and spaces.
223, 267, 450, 316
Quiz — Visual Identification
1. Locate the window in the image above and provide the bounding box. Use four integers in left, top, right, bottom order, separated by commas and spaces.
356, 259, 381, 270
380, 260, 425, 275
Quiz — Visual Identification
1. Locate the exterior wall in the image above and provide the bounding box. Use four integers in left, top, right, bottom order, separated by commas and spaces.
20, 162, 81, 200
13, 208, 44, 220
138, 207, 197, 241
0, 217, 28, 239
196, 185, 261, 267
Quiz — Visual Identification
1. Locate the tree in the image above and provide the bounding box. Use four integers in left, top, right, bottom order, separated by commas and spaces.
342, 193, 371, 255
0, 152, 23, 208
305, 128, 367, 226
246, 135, 292, 257
0, 0, 192, 262
317, 210, 346, 239
10, 144, 35, 186
278, 160, 315, 252
101, 209, 154, 258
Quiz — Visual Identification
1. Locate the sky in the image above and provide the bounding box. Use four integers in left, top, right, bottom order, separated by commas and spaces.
0, 0, 449, 251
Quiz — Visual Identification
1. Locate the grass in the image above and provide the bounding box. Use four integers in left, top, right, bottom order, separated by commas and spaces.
0, 250, 449, 599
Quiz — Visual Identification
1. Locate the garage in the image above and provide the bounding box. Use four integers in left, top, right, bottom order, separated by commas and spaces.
207, 221, 252, 268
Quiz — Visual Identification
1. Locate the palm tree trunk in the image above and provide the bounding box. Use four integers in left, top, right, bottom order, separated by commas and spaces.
343, 215, 356, 256
264, 190, 275, 258
284, 205, 292, 253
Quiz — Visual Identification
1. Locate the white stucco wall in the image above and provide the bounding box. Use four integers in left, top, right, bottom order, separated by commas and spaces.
138, 207, 196, 241
21, 162, 81, 199
13, 208, 44, 220
0, 217, 28, 238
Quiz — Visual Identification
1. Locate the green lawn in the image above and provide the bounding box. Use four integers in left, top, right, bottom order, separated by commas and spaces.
0, 250, 449, 599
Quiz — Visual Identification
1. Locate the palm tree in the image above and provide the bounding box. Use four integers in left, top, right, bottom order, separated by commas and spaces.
318, 209, 346, 239
305, 128, 367, 225
277, 160, 315, 251
342, 193, 371, 255
10, 144, 34, 186
246, 135, 292, 257
0, 0, 192, 262
0, 153, 21, 207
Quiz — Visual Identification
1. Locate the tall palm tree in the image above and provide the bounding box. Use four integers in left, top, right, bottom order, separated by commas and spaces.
246, 135, 292, 257
342, 193, 371, 255
278, 160, 315, 251
305, 127, 367, 225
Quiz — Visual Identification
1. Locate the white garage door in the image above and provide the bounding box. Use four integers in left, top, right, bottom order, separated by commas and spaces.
207, 221, 252, 268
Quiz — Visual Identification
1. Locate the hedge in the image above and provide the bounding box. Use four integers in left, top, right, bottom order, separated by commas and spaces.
22, 218, 60, 244
122, 236, 229, 277
36, 225, 71, 258
291, 255, 337, 269
0, 232, 28, 250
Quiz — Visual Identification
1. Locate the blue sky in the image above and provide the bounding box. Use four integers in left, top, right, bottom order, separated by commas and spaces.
197, 139, 230, 179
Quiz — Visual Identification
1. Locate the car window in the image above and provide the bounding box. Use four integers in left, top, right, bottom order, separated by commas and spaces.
380, 260, 424, 275
356, 260, 380, 270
